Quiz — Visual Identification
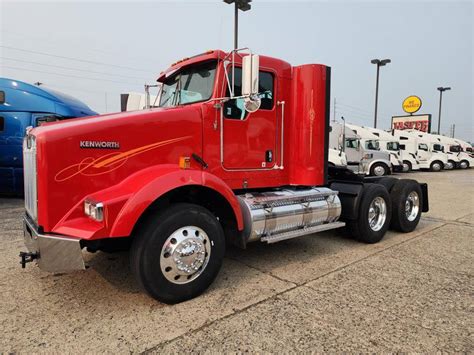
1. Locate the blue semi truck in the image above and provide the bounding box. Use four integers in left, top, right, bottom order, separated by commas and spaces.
0, 78, 97, 195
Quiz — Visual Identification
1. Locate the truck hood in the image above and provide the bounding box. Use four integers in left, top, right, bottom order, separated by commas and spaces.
31, 106, 203, 232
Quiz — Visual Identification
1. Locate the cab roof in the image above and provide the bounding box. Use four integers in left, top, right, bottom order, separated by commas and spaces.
0, 77, 97, 117
157, 49, 292, 82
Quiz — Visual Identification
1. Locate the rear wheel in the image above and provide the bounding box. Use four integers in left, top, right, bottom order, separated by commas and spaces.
389, 179, 422, 232
370, 162, 389, 176
430, 161, 443, 172
347, 184, 392, 244
130, 203, 225, 304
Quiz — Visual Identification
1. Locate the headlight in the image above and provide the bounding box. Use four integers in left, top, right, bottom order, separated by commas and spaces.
84, 200, 104, 222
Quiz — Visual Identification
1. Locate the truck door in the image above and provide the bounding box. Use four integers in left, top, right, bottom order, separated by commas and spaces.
344, 138, 361, 164
417, 143, 430, 161
222, 68, 277, 169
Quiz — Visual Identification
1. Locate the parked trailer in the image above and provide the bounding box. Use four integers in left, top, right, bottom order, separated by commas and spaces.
19, 50, 429, 304
365, 126, 420, 172
0, 78, 97, 195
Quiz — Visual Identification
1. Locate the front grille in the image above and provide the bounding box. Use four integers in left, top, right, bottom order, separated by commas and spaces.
23, 135, 38, 223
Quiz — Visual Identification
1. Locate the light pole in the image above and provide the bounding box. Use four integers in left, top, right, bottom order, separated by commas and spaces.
437, 86, 451, 134
371, 58, 391, 128
223, 0, 252, 50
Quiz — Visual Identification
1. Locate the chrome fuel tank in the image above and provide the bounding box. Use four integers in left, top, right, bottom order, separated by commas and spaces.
237, 187, 342, 242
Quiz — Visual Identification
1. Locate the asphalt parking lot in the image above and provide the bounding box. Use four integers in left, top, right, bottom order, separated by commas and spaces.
1, 169, 473, 353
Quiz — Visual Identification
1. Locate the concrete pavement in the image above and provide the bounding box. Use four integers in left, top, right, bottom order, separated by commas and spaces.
0, 169, 472, 353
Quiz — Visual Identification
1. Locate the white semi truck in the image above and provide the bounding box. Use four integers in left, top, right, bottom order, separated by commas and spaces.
330, 122, 393, 176
345, 124, 404, 174
433, 135, 472, 169
392, 130, 451, 171
454, 138, 473, 158
328, 148, 348, 167
365, 127, 420, 172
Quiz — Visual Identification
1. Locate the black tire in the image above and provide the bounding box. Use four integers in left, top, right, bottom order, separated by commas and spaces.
370, 162, 389, 176
430, 161, 443, 172
130, 203, 225, 304
389, 179, 423, 233
376, 177, 398, 193
347, 184, 392, 244
459, 160, 469, 169
448, 160, 457, 169
403, 160, 412, 173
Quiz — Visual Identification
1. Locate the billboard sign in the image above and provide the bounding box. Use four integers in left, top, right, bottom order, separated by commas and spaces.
402, 95, 422, 114
391, 114, 431, 132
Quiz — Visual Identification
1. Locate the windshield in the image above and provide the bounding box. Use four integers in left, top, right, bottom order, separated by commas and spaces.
365, 140, 380, 150
386, 141, 399, 151
159, 60, 217, 107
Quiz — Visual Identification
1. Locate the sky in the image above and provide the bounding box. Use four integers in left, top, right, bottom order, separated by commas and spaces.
0, 0, 472, 141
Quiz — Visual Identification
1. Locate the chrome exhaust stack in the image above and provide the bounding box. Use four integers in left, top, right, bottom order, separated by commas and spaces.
237, 187, 344, 244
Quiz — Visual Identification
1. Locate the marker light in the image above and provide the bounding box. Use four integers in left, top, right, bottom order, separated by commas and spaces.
84, 200, 104, 222
179, 156, 191, 169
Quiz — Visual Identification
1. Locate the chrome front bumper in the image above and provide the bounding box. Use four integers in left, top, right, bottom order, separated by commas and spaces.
22, 216, 85, 273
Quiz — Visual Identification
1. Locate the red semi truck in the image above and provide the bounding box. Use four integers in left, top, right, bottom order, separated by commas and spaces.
20, 49, 428, 303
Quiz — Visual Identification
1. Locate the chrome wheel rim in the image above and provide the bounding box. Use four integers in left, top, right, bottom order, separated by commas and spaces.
405, 191, 420, 222
432, 163, 441, 171
368, 196, 387, 231
160, 226, 211, 284
403, 163, 410, 172
374, 166, 385, 176
460, 161, 467, 169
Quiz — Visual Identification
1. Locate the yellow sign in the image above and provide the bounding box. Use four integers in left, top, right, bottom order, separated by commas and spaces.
402, 96, 422, 114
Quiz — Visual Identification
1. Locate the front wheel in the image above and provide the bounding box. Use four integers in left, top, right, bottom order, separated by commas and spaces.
459, 160, 469, 169
347, 184, 392, 244
430, 161, 443, 172
130, 203, 225, 304
370, 162, 389, 176
402, 161, 412, 173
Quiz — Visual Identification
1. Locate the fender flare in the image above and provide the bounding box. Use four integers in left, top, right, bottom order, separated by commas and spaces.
109, 165, 244, 237
367, 159, 390, 174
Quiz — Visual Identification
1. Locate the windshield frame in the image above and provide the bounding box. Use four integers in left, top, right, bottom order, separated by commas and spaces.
159, 59, 218, 108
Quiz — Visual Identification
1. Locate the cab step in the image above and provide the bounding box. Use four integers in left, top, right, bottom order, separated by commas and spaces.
261, 221, 346, 244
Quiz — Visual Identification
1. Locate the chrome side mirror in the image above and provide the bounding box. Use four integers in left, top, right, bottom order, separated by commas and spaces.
242, 54, 260, 113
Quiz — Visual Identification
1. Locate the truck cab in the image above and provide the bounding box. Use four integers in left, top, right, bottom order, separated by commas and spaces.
429, 134, 472, 169
0, 78, 97, 195
394, 130, 450, 171
19, 50, 429, 304
366, 127, 420, 172
345, 124, 404, 174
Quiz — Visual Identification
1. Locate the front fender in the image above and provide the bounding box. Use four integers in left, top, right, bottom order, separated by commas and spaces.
108, 165, 244, 237
52, 165, 244, 239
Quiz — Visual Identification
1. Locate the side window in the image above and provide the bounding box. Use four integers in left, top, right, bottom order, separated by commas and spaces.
258, 71, 274, 110
399, 144, 406, 150
223, 67, 274, 120
400, 136, 408, 140
0, 116, 4, 132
